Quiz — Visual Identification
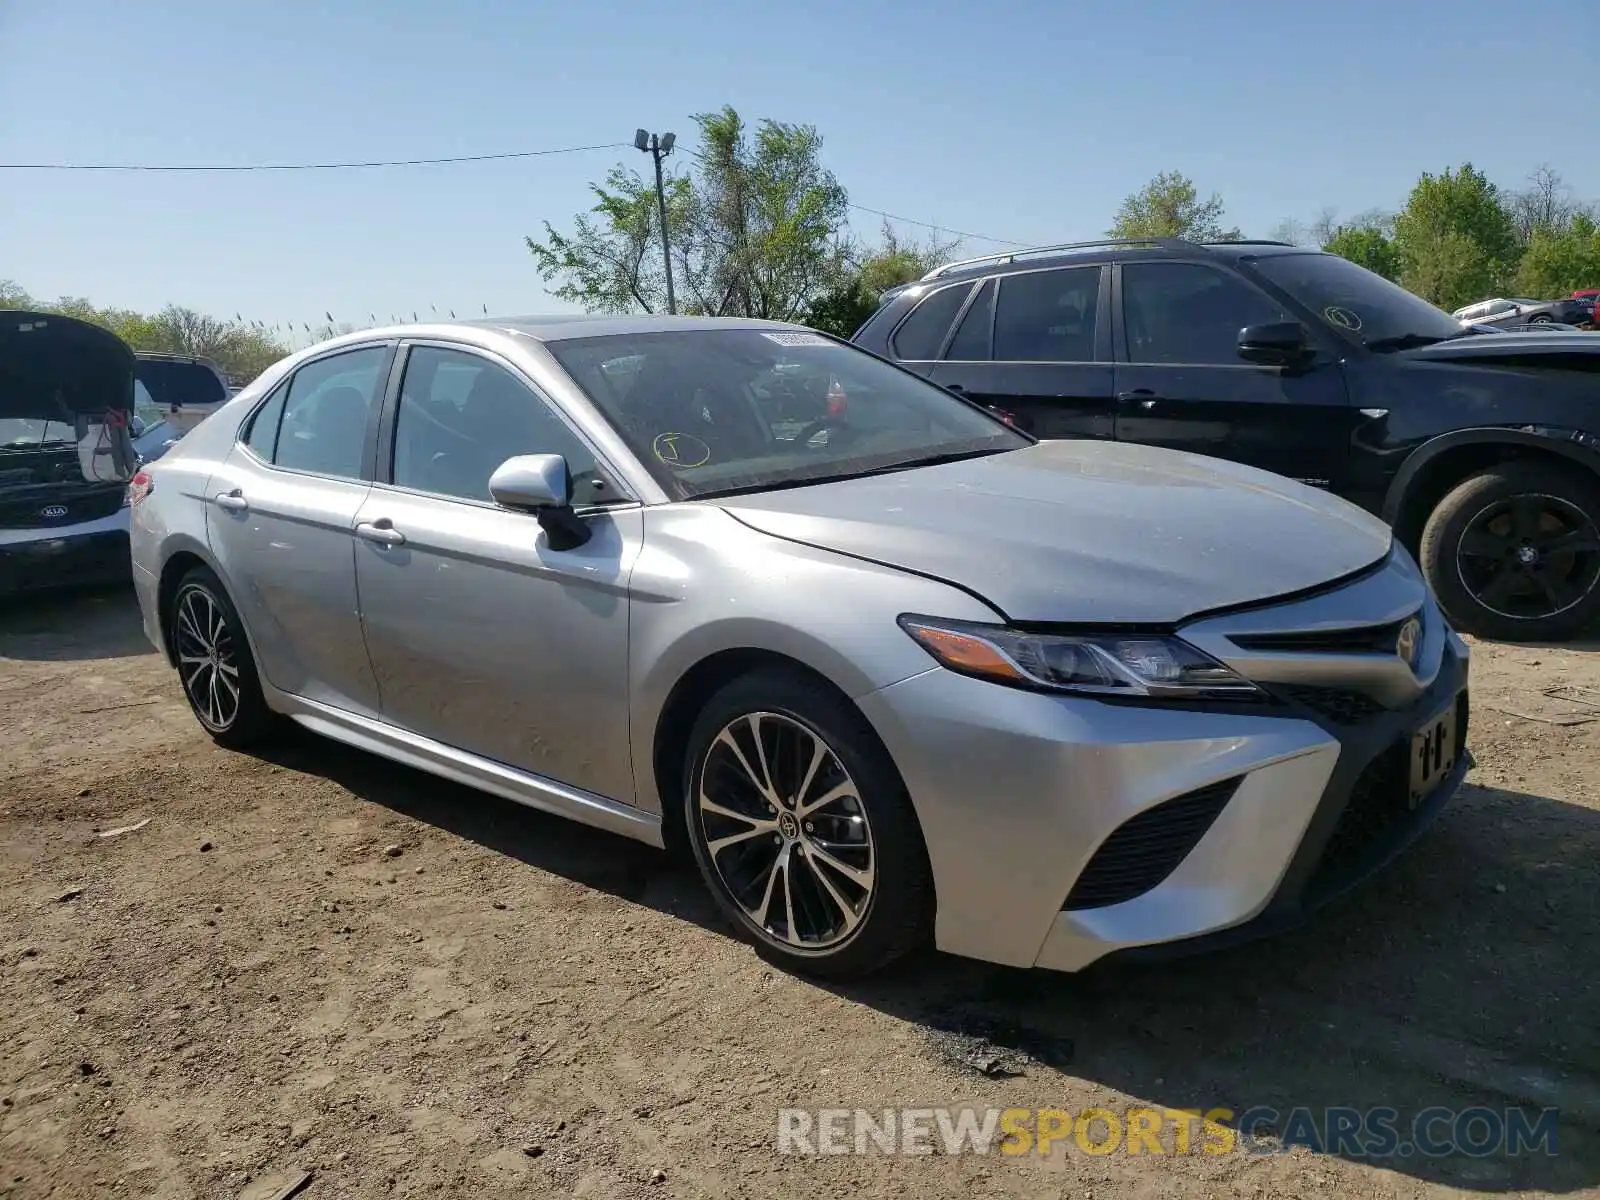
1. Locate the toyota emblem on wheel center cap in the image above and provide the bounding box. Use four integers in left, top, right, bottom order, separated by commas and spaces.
39, 504, 69, 520
1395, 616, 1422, 670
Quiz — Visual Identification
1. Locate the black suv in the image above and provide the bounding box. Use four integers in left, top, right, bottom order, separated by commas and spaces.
853, 238, 1600, 641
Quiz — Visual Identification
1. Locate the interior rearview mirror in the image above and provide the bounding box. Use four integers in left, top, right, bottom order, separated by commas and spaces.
488, 453, 591, 550
1237, 322, 1311, 368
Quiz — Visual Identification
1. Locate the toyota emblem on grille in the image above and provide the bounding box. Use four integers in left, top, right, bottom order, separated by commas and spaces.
39, 504, 69, 520
1395, 617, 1422, 670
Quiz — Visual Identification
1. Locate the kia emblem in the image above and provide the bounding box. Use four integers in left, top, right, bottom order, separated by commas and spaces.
39, 504, 69, 520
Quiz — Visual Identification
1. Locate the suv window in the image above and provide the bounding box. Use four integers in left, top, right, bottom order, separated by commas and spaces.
946, 278, 995, 360
993, 268, 1099, 362
890, 283, 971, 360
273, 347, 388, 478
391, 346, 610, 506
1122, 263, 1290, 365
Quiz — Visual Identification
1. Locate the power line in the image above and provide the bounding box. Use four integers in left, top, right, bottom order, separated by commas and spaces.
0, 142, 630, 172
847, 202, 1028, 247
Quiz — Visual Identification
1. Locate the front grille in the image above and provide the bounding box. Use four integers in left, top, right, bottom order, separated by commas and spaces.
1273, 684, 1388, 725
1228, 612, 1418, 656
1062, 778, 1239, 911
1306, 691, 1468, 901
0, 486, 126, 530
1308, 744, 1410, 897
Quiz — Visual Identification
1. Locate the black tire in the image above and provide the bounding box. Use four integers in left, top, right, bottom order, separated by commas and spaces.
168, 565, 279, 747
681, 669, 933, 979
1418, 462, 1600, 641
1526, 313, 1552, 324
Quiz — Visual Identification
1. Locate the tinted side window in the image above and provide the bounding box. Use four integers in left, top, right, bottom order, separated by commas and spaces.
993, 268, 1099, 362
890, 283, 971, 360
244, 383, 288, 461
274, 347, 388, 478
945, 279, 995, 360
1122, 263, 1290, 365
392, 347, 609, 506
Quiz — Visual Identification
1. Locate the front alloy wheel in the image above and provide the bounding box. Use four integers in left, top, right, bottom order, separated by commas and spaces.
696, 712, 876, 950
682, 670, 933, 978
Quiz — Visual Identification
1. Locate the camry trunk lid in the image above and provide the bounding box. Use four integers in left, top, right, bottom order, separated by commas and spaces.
718, 440, 1393, 624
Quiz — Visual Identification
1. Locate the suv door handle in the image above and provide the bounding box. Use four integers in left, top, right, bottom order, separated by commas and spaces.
354, 519, 405, 547
1115, 390, 1160, 409
213, 489, 249, 512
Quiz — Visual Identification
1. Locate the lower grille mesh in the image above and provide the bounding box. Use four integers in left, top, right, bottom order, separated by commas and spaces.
1062, 778, 1240, 911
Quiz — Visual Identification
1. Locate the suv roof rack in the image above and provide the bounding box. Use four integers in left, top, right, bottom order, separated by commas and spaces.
920, 238, 1199, 281
919, 237, 1303, 281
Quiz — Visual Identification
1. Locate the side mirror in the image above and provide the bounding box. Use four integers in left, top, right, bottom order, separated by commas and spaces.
488, 453, 591, 550
1237, 322, 1312, 367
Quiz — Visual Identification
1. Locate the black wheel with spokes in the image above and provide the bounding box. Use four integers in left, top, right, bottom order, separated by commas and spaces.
1420, 462, 1600, 641
682, 669, 933, 978
168, 566, 278, 746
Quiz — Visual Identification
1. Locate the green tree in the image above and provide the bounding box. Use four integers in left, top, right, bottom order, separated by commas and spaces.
1391, 164, 1520, 309
528, 105, 852, 322
1513, 214, 1600, 298
1109, 171, 1241, 242
1323, 223, 1401, 281
801, 223, 959, 338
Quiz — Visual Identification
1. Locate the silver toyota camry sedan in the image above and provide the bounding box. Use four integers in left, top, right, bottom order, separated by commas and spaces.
128, 316, 1470, 978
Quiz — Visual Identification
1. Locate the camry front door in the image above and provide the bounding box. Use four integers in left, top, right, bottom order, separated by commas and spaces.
352, 344, 641, 802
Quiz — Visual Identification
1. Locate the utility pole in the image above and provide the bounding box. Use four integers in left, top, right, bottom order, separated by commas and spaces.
634, 128, 677, 315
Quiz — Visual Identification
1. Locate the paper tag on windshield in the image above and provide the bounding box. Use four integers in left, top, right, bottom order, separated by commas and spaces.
760, 331, 831, 347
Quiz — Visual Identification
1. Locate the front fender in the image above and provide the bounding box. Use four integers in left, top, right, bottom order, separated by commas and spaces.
1382, 425, 1600, 525
627, 505, 1002, 817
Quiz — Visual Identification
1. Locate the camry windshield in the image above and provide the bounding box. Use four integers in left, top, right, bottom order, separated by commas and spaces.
1247, 252, 1468, 350
546, 329, 1028, 499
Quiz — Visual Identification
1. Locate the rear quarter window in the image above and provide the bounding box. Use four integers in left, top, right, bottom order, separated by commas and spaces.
889, 283, 973, 361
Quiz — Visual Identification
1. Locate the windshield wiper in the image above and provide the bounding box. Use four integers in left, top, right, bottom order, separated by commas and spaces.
1365, 331, 1474, 352
692, 446, 1013, 501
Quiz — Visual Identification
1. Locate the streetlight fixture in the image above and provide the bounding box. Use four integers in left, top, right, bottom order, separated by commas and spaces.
634, 128, 677, 315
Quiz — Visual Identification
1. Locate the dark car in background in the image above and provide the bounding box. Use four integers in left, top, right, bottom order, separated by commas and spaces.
1, 313, 230, 596
1453, 296, 1593, 329
852, 238, 1600, 641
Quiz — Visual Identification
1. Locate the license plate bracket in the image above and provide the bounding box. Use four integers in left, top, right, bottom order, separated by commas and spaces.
1409, 694, 1461, 807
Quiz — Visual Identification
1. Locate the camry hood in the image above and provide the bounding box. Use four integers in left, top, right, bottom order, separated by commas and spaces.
1404, 331, 1600, 362
719, 440, 1393, 624
0, 310, 135, 418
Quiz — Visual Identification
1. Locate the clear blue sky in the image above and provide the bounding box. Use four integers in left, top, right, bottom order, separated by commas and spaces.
2, 0, 1595, 339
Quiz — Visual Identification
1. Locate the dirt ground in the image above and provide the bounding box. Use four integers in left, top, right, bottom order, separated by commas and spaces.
1, 588, 1597, 1200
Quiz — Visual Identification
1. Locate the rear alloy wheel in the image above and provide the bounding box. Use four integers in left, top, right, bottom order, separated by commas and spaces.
1420, 463, 1600, 641
682, 670, 932, 978
170, 567, 278, 747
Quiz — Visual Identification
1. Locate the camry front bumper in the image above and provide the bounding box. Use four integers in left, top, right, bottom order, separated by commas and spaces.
857, 556, 1471, 972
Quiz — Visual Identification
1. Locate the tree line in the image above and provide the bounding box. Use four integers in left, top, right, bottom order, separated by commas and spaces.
0, 281, 290, 386
531, 108, 1599, 332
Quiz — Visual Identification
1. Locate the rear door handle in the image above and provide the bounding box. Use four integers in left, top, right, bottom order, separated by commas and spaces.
1116, 389, 1160, 409
354, 519, 405, 547
213, 489, 249, 512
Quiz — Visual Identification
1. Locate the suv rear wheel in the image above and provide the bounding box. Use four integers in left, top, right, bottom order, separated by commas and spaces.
1420, 462, 1600, 641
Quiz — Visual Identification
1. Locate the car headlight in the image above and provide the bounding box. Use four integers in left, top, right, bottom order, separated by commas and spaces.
897, 615, 1263, 700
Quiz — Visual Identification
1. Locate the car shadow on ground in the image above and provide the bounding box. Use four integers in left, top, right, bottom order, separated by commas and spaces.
258, 732, 1598, 1192
0, 586, 155, 662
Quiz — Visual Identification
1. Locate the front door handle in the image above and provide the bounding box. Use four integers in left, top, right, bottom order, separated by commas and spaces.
1116, 389, 1160, 410
213, 489, 249, 512
354, 519, 405, 547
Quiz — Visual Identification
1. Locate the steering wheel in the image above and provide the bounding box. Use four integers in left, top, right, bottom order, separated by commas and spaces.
791, 416, 854, 451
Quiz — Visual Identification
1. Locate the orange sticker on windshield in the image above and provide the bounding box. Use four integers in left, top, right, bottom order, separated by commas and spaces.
652, 432, 711, 468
